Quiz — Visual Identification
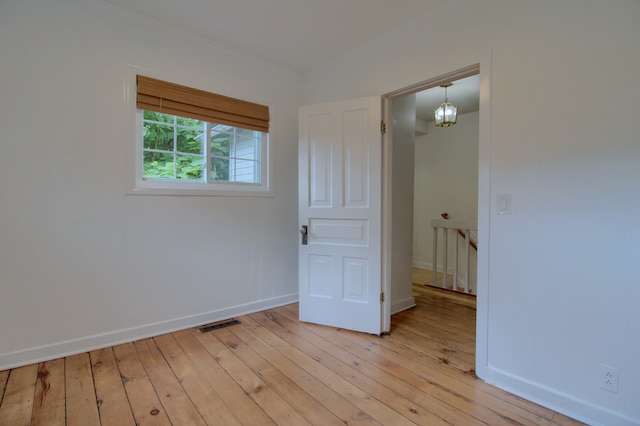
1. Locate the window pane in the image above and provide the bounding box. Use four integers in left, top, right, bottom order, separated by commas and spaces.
210, 131, 231, 157
143, 122, 174, 151
143, 111, 174, 123
235, 128, 255, 138
210, 157, 230, 181
231, 159, 259, 183
143, 152, 175, 179
176, 126, 204, 154
211, 123, 234, 133
175, 154, 204, 180
176, 116, 203, 127
234, 134, 259, 160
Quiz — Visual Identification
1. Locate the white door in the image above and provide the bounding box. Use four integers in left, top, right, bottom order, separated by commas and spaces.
298, 96, 383, 335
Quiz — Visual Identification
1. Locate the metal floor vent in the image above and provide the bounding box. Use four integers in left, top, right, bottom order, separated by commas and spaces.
198, 319, 240, 333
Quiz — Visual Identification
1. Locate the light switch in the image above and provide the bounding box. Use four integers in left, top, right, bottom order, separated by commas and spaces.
497, 194, 511, 215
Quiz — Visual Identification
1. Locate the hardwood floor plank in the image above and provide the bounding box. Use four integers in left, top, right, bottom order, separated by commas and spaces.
225, 319, 379, 425
0, 370, 9, 403
413, 284, 477, 308
388, 325, 476, 372
244, 313, 417, 426
135, 338, 207, 426
288, 308, 550, 425
397, 298, 476, 329
392, 319, 476, 357
194, 329, 312, 426
31, 359, 65, 426
396, 307, 476, 340
148, 334, 241, 426
551, 411, 588, 426
213, 324, 347, 426
250, 310, 437, 424
64, 353, 100, 426
112, 342, 171, 425
394, 302, 476, 340
311, 327, 506, 424
168, 330, 273, 425
285, 294, 575, 426
90, 347, 136, 426
282, 304, 553, 426
0, 364, 38, 426
270, 306, 484, 425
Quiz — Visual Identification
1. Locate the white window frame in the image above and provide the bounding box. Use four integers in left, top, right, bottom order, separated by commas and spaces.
126, 65, 272, 197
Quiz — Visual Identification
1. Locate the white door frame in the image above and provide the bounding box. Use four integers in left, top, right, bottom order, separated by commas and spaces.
380, 60, 492, 379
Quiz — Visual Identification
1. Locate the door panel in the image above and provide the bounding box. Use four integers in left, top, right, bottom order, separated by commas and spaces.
309, 219, 368, 246
298, 97, 382, 335
343, 108, 369, 206
343, 257, 368, 302
308, 113, 332, 207
309, 255, 332, 298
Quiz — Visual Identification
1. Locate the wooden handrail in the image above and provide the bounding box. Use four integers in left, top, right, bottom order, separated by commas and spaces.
441, 213, 477, 251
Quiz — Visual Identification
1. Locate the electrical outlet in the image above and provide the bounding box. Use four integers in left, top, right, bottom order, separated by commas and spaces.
600, 364, 619, 393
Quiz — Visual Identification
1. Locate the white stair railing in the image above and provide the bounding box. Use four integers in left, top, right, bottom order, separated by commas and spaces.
430, 217, 477, 293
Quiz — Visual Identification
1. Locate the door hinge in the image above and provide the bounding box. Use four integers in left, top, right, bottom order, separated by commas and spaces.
380, 292, 385, 303
380, 120, 386, 134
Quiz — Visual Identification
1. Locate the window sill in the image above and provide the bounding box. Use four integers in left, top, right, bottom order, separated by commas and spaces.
127, 181, 273, 197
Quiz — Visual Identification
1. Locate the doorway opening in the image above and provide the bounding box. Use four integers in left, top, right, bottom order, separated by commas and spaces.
381, 64, 483, 370
411, 73, 479, 295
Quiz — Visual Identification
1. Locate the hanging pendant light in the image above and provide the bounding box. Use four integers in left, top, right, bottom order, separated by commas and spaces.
434, 82, 457, 127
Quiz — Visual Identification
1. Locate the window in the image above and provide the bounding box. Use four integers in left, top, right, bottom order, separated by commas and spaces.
142, 112, 265, 184
130, 73, 270, 196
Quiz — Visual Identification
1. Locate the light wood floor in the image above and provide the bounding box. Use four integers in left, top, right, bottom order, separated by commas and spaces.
0, 285, 583, 425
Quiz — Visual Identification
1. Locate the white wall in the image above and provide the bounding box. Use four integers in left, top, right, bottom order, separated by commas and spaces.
0, 0, 300, 368
302, 1, 640, 425
413, 111, 478, 292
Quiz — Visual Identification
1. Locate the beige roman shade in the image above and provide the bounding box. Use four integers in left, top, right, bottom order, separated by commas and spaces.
136, 75, 269, 133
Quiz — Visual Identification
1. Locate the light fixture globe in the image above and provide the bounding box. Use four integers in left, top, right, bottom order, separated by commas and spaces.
434, 83, 457, 127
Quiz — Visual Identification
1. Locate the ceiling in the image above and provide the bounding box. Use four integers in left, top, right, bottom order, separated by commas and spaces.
100, 0, 448, 74
101, 0, 480, 120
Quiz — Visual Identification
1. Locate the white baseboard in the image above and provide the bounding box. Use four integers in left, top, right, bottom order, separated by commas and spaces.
413, 261, 455, 275
413, 261, 432, 270
0, 293, 299, 371
477, 365, 640, 426
391, 296, 416, 315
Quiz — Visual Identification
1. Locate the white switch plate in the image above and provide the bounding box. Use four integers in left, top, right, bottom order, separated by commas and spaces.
497, 194, 511, 215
